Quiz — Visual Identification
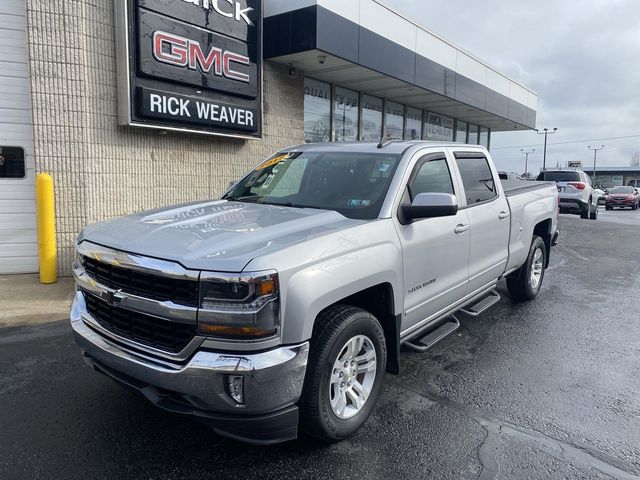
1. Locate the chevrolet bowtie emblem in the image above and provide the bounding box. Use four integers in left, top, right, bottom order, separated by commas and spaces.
101, 289, 125, 306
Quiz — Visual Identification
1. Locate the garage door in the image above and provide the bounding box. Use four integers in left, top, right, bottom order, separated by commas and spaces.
0, 0, 37, 274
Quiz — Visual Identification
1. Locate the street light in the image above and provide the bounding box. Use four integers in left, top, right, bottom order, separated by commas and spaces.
521, 148, 535, 177
588, 145, 604, 186
535, 127, 558, 171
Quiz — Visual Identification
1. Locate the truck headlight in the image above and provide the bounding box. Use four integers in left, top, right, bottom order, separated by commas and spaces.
198, 271, 280, 340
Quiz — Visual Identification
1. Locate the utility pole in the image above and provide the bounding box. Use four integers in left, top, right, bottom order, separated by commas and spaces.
521, 148, 535, 177
535, 127, 558, 171
588, 145, 604, 186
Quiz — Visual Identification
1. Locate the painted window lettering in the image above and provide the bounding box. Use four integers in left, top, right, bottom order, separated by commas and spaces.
180, 0, 254, 25
152, 31, 250, 83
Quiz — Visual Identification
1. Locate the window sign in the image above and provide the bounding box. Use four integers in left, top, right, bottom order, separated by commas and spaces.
405, 107, 422, 140
115, 0, 262, 138
333, 87, 359, 142
423, 113, 454, 141
385, 101, 404, 140
304, 78, 331, 143
0, 146, 25, 178
455, 120, 468, 143
468, 124, 479, 144
361, 95, 383, 141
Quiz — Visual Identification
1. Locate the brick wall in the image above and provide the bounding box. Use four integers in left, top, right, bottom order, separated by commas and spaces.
25, 0, 304, 276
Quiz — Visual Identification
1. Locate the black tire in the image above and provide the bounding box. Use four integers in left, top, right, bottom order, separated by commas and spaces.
580, 203, 589, 219
506, 236, 547, 301
606, 205, 612, 210
590, 204, 598, 219
300, 305, 386, 442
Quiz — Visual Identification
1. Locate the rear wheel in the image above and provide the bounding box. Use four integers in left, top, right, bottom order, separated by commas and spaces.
300, 305, 386, 442
506, 236, 546, 301
580, 203, 590, 219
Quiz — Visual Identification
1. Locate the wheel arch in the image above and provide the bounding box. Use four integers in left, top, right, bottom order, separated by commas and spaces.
312, 283, 401, 375
533, 218, 552, 268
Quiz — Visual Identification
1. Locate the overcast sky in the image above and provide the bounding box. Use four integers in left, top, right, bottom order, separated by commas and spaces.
387, 0, 640, 175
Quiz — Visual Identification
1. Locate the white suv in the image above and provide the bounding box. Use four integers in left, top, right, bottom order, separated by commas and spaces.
537, 169, 598, 220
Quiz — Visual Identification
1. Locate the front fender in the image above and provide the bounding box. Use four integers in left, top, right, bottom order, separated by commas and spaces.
280, 242, 403, 345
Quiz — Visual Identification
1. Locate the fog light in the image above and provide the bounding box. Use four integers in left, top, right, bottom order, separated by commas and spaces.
226, 375, 244, 404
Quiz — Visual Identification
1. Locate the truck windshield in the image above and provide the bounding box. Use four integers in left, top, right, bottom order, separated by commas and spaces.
224, 151, 402, 219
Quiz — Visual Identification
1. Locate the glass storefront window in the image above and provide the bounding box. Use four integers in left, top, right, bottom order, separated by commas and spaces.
385, 101, 404, 140
304, 78, 331, 143
333, 87, 359, 142
405, 107, 422, 140
468, 124, 479, 144
361, 94, 383, 141
455, 120, 468, 143
423, 112, 454, 141
479, 127, 489, 148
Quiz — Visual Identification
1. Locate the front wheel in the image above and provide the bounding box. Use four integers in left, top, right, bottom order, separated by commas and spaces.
506, 236, 546, 301
300, 305, 386, 442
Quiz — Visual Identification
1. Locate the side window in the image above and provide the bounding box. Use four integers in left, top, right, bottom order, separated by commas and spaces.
455, 155, 497, 205
409, 156, 454, 200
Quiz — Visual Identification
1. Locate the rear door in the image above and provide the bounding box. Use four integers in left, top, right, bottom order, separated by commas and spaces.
394, 151, 470, 336
452, 151, 510, 293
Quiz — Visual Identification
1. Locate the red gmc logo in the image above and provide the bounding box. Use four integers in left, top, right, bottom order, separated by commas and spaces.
152, 31, 250, 83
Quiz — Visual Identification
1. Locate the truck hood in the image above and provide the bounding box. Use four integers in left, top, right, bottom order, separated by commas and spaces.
81, 200, 364, 272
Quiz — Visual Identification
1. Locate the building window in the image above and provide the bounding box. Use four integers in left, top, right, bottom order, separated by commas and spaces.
404, 107, 422, 140
303, 78, 331, 143
423, 112, 454, 141
467, 124, 479, 144
0, 146, 25, 178
479, 127, 489, 148
360, 94, 383, 141
385, 101, 404, 140
333, 87, 359, 142
455, 120, 468, 143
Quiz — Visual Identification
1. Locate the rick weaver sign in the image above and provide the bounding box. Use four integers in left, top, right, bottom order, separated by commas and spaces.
116, 0, 262, 138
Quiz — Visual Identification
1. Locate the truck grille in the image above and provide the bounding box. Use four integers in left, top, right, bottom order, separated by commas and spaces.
85, 293, 196, 353
82, 256, 199, 307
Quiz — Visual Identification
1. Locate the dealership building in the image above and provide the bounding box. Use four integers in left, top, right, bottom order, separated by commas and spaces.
0, 0, 538, 275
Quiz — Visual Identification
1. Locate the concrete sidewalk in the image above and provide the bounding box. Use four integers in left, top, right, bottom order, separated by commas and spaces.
0, 275, 74, 327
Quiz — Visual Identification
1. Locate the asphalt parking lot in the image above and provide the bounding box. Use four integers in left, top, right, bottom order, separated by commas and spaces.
1, 210, 640, 480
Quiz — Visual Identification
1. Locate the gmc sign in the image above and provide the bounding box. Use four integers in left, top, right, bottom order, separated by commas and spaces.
116, 0, 262, 138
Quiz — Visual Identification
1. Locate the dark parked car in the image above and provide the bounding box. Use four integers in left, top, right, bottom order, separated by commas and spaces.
605, 186, 640, 210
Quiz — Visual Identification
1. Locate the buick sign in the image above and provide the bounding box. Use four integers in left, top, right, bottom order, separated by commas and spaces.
115, 0, 262, 138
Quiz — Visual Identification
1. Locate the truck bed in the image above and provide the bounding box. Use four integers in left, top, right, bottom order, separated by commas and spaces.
501, 180, 555, 197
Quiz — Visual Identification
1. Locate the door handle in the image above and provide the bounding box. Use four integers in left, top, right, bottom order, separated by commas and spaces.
454, 224, 469, 234
498, 211, 510, 220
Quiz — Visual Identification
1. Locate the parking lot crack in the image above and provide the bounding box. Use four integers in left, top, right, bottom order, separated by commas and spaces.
475, 422, 500, 480
395, 382, 640, 480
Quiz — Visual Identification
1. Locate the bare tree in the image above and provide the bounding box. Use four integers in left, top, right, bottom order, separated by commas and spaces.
632, 152, 640, 167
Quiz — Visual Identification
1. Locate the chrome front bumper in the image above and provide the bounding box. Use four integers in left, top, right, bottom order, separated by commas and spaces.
70, 291, 309, 443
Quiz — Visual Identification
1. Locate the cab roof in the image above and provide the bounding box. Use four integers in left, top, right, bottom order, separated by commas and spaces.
282, 141, 487, 155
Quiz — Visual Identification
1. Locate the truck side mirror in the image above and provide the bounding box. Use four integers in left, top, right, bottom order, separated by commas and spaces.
401, 193, 458, 222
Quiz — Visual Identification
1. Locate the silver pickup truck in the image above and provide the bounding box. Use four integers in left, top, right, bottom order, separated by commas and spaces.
70, 141, 559, 444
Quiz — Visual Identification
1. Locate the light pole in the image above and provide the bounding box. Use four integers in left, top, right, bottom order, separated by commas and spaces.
535, 127, 558, 171
588, 145, 604, 186
521, 148, 535, 177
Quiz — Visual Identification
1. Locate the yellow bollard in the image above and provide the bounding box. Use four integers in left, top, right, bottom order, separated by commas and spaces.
36, 173, 57, 284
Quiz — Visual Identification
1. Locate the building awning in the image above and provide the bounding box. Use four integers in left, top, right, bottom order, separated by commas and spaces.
264, 1, 537, 132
